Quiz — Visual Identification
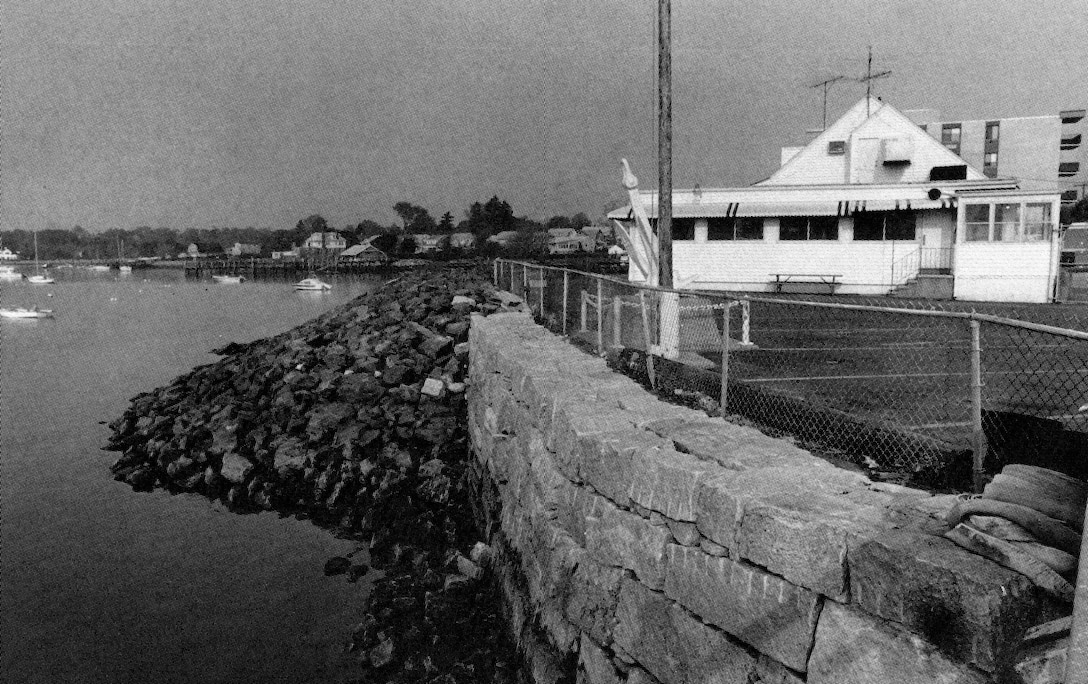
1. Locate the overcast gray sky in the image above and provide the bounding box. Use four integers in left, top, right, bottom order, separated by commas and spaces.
3, 0, 1086, 232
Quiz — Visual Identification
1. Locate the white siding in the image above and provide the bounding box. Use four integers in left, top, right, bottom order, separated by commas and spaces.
952, 243, 1056, 303
673, 240, 919, 295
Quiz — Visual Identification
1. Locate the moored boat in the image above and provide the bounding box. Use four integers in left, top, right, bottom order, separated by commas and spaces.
212, 275, 246, 284
0, 266, 21, 280
27, 274, 56, 284
0, 306, 54, 319
294, 277, 331, 291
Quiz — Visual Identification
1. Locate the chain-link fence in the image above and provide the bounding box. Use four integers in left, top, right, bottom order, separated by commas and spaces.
493, 259, 1088, 492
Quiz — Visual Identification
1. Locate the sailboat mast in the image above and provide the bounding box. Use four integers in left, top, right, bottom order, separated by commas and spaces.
657, 0, 673, 288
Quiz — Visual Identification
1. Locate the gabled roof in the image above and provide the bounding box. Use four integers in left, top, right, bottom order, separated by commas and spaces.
762, 96, 987, 186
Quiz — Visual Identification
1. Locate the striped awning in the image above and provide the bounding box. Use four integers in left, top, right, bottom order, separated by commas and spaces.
616, 195, 959, 220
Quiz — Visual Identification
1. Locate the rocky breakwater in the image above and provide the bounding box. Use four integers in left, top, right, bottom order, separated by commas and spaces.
105, 267, 520, 683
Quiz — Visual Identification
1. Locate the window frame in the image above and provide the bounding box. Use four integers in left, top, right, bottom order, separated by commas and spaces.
779, 216, 839, 241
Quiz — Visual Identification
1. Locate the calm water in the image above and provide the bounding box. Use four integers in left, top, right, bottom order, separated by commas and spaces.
1, 269, 384, 683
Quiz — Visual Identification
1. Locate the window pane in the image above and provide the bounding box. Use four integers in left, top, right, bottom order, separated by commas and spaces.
853, 213, 884, 240
885, 211, 917, 240
779, 217, 807, 240
1023, 203, 1051, 241
995, 203, 1020, 242
734, 217, 763, 240
965, 204, 990, 242
706, 217, 734, 240
809, 216, 839, 240
673, 218, 696, 241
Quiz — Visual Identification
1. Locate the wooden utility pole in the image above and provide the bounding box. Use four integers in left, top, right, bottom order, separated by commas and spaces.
657, 0, 673, 288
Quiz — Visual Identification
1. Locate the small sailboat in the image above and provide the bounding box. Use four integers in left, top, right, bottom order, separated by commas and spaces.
117, 238, 132, 273
26, 230, 55, 284
212, 274, 246, 284
0, 306, 54, 319
294, 277, 331, 291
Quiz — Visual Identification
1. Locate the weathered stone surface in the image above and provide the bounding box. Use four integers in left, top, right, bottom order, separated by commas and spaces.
848, 527, 1068, 674
663, 544, 822, 672
586, 500, 671, 590
628, 446, 715, 523
579, 635, 621, 684
220, 452, 254, 485
578, 429, 666, 508
564, 558, 624, 645
549, 403, 638, 483
613, 578, 758, 684
808, 601, 989, 684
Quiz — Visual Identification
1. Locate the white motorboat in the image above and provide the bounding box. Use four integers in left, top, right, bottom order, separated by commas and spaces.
88, 265, 111, 272
0, 266, 21, 280
212, 275, 246, 284
118, 265, 133, 274
0, 306, 53, 319
294, 277, 331, 291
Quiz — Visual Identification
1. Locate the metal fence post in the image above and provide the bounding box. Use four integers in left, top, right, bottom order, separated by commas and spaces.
596, 278, 604, 354
613, 295, 623, 349
741, 300, 751, 346
562, 270, 569, 336
969, 318, 987, 493
522, 263, 528, 299
580, 292, 587, 332
721, 302, 731, 414
539, 266, 544, 316
493, 259, 498, 286
639, 289, 656, 388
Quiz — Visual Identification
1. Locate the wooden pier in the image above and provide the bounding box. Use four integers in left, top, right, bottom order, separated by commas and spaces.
183, 256, 393, 278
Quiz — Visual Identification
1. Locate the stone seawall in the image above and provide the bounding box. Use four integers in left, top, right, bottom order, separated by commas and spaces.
468, 311, 1067, 684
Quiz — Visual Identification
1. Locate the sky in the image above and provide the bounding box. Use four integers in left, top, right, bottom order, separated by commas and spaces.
3, 0, 1086, 232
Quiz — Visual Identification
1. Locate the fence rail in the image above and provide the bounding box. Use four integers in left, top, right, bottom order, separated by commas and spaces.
493, 258, 1088, 492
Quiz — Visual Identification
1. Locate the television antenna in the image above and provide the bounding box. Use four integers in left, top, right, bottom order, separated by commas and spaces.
856, 45, 891, 117
809, 75, 845, 131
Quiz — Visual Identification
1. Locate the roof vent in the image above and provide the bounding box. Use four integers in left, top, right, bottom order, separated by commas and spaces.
929, 165, 968, 181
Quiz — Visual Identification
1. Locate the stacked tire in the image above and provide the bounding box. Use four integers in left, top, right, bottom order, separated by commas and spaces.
945, 464, 1086, 602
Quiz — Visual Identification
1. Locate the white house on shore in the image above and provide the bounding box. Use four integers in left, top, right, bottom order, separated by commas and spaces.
608, 97, 1063, 303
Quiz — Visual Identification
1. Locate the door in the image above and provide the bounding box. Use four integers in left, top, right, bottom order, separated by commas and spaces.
920, 212, 953, 270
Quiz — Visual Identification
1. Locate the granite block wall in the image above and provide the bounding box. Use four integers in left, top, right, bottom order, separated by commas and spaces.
468, 311, 1066, 684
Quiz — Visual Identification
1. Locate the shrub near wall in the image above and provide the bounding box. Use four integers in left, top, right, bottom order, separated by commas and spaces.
468, 311, 1067, 684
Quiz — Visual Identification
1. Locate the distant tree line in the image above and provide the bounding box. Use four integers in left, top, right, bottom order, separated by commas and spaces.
0, 196, 604, 261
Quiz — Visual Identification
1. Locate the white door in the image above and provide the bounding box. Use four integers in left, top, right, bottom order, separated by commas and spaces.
920, 212, 953, 269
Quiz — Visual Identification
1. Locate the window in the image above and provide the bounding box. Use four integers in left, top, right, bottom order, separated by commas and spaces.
994, 203, 1020, 242
941, 123, 962, 153
780, 216, 838, 241
1062, 190, 1080, 203
983, 152, 998, 178
672, 218, 696, 241
854, 211, 917, 241
1023, 203, 1051, 241
1059, 162, 1081, 178
985, 121, 1000, 142
1061, 134, 1081, 150
965, 204, 991, 242
930, 165, 967, 181
706, 217, 764, 240
827, 140, 846, 155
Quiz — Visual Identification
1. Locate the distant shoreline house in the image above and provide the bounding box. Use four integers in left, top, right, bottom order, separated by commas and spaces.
0, 247, 18, 261
302, 231, 347, 254
228, 242, 261, 257
609, 96, 1063, 303
340, 237, 390, 265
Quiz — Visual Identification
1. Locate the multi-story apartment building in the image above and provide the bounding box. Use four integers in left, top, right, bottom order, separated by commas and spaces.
906, 108, 1087, 206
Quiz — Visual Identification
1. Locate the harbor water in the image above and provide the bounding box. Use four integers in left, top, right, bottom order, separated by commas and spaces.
1, 269, 384, 683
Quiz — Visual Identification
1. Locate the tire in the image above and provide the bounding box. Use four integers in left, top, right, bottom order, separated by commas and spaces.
1002, 464, 1087, 509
